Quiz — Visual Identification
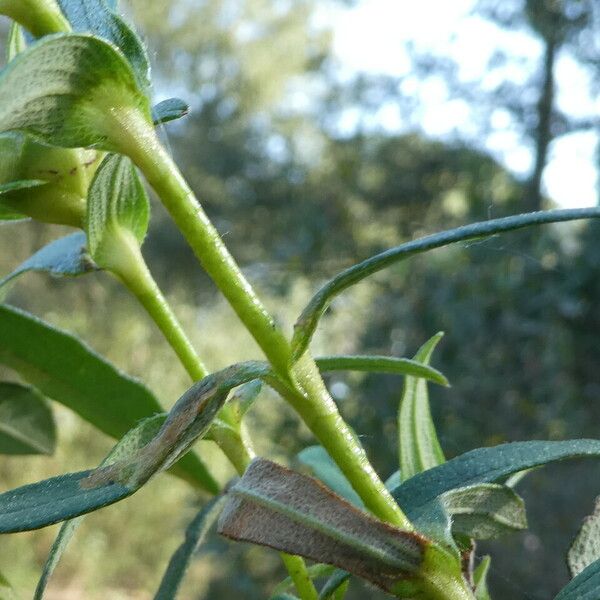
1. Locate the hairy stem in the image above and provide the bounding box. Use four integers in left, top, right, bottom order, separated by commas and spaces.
105, 232, 315, 596
281, 553, 319, 600
113, 109, 412, 530
106, 231, 208, 381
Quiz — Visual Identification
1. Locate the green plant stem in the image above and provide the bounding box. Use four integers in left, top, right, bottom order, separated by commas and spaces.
116, 110, 291, 377
285, 353, 412, 529
280, 553, 319, 600
115, 111, 412, 530
0, 0, 71, 37
105, 231, 208, 382
106, 232, 316, 597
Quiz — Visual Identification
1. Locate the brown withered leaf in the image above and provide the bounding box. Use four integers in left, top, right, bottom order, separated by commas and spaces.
218, 458, 427, 592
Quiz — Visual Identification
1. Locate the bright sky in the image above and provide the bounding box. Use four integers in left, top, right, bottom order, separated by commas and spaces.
325, 0, 599, 208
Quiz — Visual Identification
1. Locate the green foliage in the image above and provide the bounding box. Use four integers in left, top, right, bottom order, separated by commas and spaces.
0, 2, 599, 599
0, 232, 94, 289
568, 497, 600, 577
393, 440, 600, 522
554, 559, 600, 600
291, 208, 600, 361
153, 495, 224, 600
0, 304, 217, 491
0, 382, 55, 455
316, 354, 448, 386
442, 484, 527, 540
398, 333, 446, 480
33, 414, 166, 599
0, 34, 151, 151
86, 154, 149, 269
297, 445, 364, 508
152, 98, 190, 125
56, 0, 150, 91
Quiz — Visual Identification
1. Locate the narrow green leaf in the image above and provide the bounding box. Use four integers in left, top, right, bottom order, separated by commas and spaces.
56, 0, 150, 92
34, 414, 166, 599
218, 458, 426, 594
297, 445, 364, 509
86, 154, 149, 266
153, 496, 225, 600
473, 556, 491, 600
399, 333, 446, 481
392, 440, 600, 524
315, 355, 449, 386
0, 233, 96, 291
0, 470, 132, 533
152, 98, 190, 126
555, 559, 600, 600
319, 570, 350, 600
6, 22, 26, 61
0, 303, 218, 493
0, 382, 55, 455
443, 483, 527, 540
271, 595, 300, 600
273, 565, 335, 596
0, 33, 152, 151
291, 208, 600, 361
568, 497, 600, 577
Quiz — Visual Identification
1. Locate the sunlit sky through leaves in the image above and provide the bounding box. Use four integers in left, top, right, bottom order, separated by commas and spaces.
323, 0, 599, 208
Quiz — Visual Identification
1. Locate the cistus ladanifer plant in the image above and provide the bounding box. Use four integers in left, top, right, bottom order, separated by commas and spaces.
0, 2, 599, 599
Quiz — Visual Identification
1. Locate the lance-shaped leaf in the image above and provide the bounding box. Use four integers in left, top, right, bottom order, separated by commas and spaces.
392, 440, 600, 524
315, 354, 448, 387
291, 208, 600, 361
555, 559, 600, 600
218, 458, 427, 593
0, 360, 261, 535
0, 303, 218, 493
0, 0, 70, 37
86, 154, 149, 270
319, 570, 351, 600
297, 445, 364, 509
443, 483, 527, 540
0, 382, 55, 455
473, 556, 491, 600
56, 0, 150, 92
0, 232, 95, 291
568, 497, 600, 577
153, 496, 226, 600
153, 98, 190, 126
34, 414, 165, 598
0, 33, 152, 151
0, 470, 131, 533
399, 333, 446, 481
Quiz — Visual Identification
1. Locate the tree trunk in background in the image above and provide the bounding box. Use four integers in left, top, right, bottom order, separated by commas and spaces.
526, 35, 557, 212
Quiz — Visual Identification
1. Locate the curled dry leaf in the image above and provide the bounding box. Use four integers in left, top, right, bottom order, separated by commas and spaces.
218, 458, 427, 593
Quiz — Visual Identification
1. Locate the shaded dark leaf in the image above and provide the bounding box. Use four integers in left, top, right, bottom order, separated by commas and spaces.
0, 382, 55, 455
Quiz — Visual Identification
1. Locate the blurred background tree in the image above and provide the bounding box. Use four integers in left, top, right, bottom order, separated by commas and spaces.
0, 0, 599, 598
